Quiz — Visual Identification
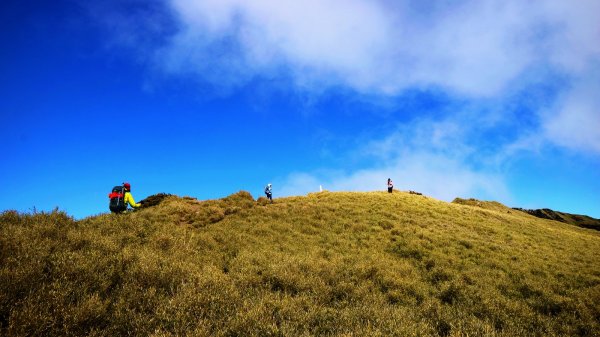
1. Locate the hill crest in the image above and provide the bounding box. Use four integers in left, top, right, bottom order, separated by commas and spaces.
1, 190, 599, 336
451, 197, 600, 231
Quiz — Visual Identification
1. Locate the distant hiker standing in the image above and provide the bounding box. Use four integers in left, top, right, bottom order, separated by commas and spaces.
265, 183, 273, 203
387, 178, 394, 193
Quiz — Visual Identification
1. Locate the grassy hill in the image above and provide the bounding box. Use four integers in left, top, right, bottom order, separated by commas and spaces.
512, 207, 600, 231
1, 191, 599, 336
453, 198, 600, 231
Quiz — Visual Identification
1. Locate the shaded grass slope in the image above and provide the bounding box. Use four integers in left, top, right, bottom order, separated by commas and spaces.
1, 191, 599, 336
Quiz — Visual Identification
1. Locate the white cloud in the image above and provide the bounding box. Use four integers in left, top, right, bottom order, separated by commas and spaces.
543, 73, 600, 153
160, 0, 599, 96
278, 115, 511, 203
161, 0, 395, 91
532, 1, 600, 154
277, 150, 509, 203
145, 0, 600, 154
537, 0, 600, 74
276, 172, 322, 197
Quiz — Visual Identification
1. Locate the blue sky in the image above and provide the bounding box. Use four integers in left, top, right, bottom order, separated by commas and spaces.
1, 0, 599, 219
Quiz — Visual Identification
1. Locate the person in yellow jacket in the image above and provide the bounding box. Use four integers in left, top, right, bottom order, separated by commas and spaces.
123, 182, 141, 208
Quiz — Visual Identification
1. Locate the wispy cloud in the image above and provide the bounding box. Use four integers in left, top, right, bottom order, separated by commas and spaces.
160, 0, 597, 94
277, 112, 511, 203
542, 73, 600, 153
154, 0, 600, 154
277, 153, 509, 203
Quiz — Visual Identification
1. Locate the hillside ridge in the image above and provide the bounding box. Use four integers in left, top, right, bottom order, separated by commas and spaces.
512, 207, 600, 231
451, 197, 600, 231
1, 191, 599, 336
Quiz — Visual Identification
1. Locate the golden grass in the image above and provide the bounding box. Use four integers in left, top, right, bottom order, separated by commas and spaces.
1, 191, 599, 336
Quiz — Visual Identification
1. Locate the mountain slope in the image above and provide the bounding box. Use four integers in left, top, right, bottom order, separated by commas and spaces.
1, 191, 599, 336
512, 207, 600, 231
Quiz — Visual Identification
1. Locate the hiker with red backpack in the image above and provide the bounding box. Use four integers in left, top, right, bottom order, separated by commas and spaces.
108, 182, 141, 213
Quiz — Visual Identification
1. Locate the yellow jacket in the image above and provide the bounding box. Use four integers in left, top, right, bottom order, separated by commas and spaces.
124, 192, 141, 208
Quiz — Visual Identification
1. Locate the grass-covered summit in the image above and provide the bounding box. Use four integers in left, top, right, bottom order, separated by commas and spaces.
1, 191, 599, 336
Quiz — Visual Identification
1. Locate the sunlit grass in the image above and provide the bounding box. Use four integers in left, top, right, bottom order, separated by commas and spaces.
1, 191, 599, 336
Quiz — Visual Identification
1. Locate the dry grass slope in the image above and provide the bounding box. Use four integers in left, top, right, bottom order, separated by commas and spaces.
1, 191, 599, 336
512, 207, 600, 231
